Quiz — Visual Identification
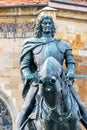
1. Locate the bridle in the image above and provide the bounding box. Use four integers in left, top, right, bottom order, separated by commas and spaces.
37, 74, 74, 122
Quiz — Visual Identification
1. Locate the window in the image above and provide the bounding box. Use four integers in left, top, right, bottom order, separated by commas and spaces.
0, 99, 12, 130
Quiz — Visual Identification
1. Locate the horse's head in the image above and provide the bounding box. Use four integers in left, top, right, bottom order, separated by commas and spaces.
38, 57, 65, 107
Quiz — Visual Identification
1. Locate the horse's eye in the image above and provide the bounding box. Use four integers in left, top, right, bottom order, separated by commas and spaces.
50, 76, 57, 84
39, 77, 44, 84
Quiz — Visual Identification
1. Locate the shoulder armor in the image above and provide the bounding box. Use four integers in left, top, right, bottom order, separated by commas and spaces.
24, 37, 44, 45
56, 40, 72, 53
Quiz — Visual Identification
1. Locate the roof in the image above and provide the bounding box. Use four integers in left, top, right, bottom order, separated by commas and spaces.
0, 0, 87, 7
0, 0, 48, 6
49, 0, 87, 12
72, 0, 87, 2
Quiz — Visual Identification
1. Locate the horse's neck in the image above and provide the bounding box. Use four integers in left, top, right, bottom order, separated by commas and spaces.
55, 81, 69, 115
51, 91, 62, 116
61, 80, 69, 101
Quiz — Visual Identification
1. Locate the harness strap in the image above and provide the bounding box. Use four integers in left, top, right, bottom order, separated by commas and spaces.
36, 94, 43, 119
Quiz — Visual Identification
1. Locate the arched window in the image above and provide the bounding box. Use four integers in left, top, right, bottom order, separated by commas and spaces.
0, 99, 12, 130
0, 90, 17, 130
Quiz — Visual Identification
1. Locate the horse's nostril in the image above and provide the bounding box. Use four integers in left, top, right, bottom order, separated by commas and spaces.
39, 77, 44, 84
51, 76, 57, 84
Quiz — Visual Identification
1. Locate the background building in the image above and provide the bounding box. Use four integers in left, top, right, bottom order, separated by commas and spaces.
0, 0, 87, 129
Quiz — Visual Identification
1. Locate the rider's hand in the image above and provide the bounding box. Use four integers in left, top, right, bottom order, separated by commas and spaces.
24, 73, 34, 80
67, 71, 74, 79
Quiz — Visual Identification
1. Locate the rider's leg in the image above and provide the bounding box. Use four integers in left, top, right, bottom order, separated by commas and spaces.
69, 85, 87, 128
16, 84, 38, 130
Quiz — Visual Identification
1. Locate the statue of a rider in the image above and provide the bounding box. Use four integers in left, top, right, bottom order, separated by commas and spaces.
16, 15, 87, 130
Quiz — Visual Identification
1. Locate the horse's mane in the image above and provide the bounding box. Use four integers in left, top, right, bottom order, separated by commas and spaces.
39, 57, 63, 78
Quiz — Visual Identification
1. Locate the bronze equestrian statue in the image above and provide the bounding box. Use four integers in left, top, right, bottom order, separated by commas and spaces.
18, 56, 82, 130
16, 15, 87, 130
22, 56, 83, 130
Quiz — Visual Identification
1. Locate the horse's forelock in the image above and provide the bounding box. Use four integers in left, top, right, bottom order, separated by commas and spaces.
39, 57, 62, 77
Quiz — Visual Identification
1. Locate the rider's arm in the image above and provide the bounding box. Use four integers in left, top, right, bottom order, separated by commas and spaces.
20, 51, 36, 80
20, 51, 32, 78
65, 48, 76, 79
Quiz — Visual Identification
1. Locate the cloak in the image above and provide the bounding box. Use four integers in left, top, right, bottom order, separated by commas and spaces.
20, 37, 57, 65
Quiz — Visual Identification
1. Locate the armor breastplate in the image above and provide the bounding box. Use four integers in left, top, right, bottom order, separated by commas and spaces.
33, 41, 64, 68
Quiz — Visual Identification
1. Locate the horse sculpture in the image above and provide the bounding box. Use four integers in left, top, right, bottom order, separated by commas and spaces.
21, 57, 81, 130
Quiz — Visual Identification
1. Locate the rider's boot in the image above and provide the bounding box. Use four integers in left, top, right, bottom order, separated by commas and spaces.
69, 85, 87, 129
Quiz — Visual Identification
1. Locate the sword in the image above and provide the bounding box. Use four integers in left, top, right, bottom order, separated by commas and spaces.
74, 74, 87, 79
